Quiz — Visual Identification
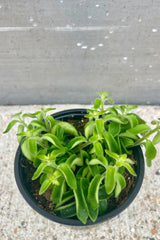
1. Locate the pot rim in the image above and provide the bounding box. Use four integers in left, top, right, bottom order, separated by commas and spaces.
14, 108, 145, 226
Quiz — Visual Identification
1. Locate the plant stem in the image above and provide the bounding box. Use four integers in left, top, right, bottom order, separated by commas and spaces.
132, 126, 159, 146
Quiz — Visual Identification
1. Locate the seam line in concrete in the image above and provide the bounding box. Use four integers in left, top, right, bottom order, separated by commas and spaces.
0, 25, 129, 32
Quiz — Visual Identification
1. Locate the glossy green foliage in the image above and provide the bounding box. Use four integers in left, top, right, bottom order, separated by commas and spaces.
3, 91, 160, 224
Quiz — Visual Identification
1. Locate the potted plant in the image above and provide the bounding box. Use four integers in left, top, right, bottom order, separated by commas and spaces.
3, 91, 160, 226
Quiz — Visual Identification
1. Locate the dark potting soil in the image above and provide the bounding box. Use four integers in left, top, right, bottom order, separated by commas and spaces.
20, 118, 137, 217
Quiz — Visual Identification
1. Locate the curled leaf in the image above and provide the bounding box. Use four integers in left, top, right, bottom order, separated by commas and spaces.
3, 120, 20, 134
87, 174, 103, 209
105, 166, 116, 194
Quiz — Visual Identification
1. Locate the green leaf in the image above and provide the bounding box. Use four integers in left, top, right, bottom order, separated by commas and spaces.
66, 155, 83, 167
51, 149, 66, 158
3, 120, 20, 133
73, 179, 88, 224
55, 125, 64, 140
76, 166, 88, 178
126, 105, 138, 111
66, 155, 77, 165
115, 173, 126, 197
22, 113, 39, 119
94, 142, 104, 157
52, 121, 78, 136
46, 115, 55, 129
84, 121, 96, 139
58, 163, 77, 190
105, 166, 116, 194
120, 137, 134, 147
67, 136, 87, 150
122, 162, 137, 176
21, 138, 35, 161
39, 178, 52, 195
108, 122, 121, 137
55, 202, 76, 218
51, 177, 65, 203
99, 185, 113, 200
146, 158, 152, 167
87, 174, 103, 209
144, 139, 157, 162
89, 156, 108, 168
40, 173, 47, 184
41, 133, 64, 149
56, 190, 74, 208
127, 113, 145, 124
119, 132, 139, 140
151, 120, 157, 125
103, 132, 119, 153
127, 124, 150, 135
126, 115, 138, 128
96, 119, 104, 134
99, 199, 108, 216
79, 178, 99, 222
11, 111, 22, 118
45, 108, 56, 112
88, 165, 100, 176
104, 114, 125, 124
32, 162, 48, 180
89, 135, 99, 143
94, 98, 102, 109
152, 131, 160, 145
28, 138, 37, 158
120, 138, 132, 155
87, 203, 98, 222
30, 120, 46, 130
105, 149, 119, 161
17, 125, 24, 143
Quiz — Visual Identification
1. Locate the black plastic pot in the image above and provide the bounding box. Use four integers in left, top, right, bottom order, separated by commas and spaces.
14, 109, 145, 226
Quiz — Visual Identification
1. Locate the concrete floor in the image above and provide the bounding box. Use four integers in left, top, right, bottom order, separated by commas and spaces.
0, 105, 160, 240
1, 0, 160, 105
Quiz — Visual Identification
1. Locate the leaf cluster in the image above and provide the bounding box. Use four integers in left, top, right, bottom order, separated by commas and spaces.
3, 92, 160, 224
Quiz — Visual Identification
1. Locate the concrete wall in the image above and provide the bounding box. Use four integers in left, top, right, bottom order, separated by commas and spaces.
0, 0, 159, 105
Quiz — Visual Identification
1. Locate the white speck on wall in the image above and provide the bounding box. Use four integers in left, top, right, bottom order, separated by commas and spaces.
90, 47, 96, 51
66, 24, 71, 29
121, 19, 125, 22
130, 64, 134, 67
33, 23, 38, 27
146, 100, 151, 105
60, 0, 63, 3
135, 78, 138, 81
135, 68, 138, 72
81, 46, 88, 49
131, 47, 135, 50
138, 18, 142, 22
152, 28, 158, 32
88, 16, 92, 19
109, 29, 114, 34
123, 57, 128, 61
157, 79, 160, 82
106, 11, 109, 16
0, 5, 2, 9
149, 65, 152, 68
98, 43, 104, 47
95, 4, 100, 7
104, 36, 109, 39
29, 17, 34, 22
77, 43, 82, 47
153, 53, 158, 57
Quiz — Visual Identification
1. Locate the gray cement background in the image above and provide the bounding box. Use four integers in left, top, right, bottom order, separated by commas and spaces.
0, 105, 160, 240
0, 0, 160, 105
